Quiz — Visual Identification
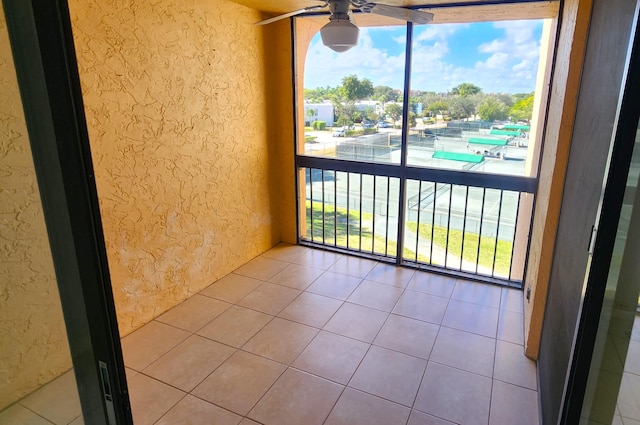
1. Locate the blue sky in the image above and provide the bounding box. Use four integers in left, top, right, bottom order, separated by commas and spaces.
304, 19, 545, 94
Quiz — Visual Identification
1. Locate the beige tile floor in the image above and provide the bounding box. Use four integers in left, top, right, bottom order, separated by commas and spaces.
1, 244, 540, 425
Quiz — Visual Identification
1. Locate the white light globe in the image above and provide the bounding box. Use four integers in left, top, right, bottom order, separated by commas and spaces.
320, 19, 359, 53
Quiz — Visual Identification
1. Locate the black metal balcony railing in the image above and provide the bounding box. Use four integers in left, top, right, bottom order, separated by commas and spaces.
297, 156, 537, 287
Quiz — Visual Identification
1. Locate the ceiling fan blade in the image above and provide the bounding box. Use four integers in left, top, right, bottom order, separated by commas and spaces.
369, 4, 434, 25
254, 4, 327, 26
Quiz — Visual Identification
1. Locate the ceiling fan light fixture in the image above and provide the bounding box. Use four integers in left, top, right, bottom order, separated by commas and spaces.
320, 18, 359, 53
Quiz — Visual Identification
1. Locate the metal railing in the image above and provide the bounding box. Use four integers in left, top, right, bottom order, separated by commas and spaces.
297, 156, 537, 287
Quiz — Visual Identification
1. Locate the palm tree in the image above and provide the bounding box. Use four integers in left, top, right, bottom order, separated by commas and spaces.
306, 108, 317, 126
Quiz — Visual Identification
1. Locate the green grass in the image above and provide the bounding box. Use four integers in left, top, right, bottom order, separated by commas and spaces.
304, 201, 429, 262
304, 201, 512, 275
406, 222, 513, 276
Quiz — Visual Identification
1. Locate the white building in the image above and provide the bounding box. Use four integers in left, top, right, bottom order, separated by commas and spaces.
304, 102, 334, 126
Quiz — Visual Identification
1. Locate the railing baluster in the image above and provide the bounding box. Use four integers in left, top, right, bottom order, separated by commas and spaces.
492, 190, 504, 278
508, 192, 522, 280
444, 183, 453, 268
359, 174, 363, 252
429, 182, 436, 266
460, 185, 469, 272
476, 187, 487, 275
309, 168, 314, 242
385, 176, 390, 256
320, 169, 327, 243
347, 172, 351, 249
372, 175, 377, 254
334, 170, 338, 247
415, 180, 422, 263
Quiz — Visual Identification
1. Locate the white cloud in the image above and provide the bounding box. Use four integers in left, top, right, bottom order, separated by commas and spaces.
414, 24, 463, 42
304, 27, 407, 88
304, 20, 544, 94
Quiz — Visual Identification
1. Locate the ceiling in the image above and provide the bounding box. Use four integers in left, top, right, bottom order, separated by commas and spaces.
228, 0, 558, 15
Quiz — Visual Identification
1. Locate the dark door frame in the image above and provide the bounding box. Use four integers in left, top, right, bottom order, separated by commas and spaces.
2, 0, 132, 423
559, 1, 640, 422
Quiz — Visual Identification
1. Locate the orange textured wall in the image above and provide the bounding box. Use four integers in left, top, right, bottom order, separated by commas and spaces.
0, 4, 72, 410
69, 0, 282, 335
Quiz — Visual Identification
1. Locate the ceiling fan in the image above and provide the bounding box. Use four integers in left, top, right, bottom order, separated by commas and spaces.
255, 0, 434, 53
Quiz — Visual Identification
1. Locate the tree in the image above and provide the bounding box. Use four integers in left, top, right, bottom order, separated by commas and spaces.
449, 97, 476, 120
306, 108, 317, 124
495, 93, 514, 108
477, 97, 509, 122
426, 100, 450, 117
451, 83, 482, 97
385, 103, 403, 122
373, 85, 398, 103
509, 93, 535, 122
339, 75, 374, 101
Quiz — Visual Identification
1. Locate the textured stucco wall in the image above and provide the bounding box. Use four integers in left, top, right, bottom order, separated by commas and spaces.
69, 0, 284, 335
0, 5, 73, 410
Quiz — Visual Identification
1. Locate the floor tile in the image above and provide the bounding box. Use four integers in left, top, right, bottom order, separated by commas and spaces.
197, 305, 272, 348
408, 409, 457, 425
430, 326, 495, 377
307, 271, 362, 300
261, 243, 309, 263
292, 249, 342, 270
393, 290, 449, 325
293, 331, 369, 385
242, 317, 318, 364
500, 288, 524, 313
323, 302, 388, 343
328, 256, 378, 278
155, 395, 242, 425
489, 380, 539, 425
373, 314, 439, 359
237, 282, 300, 315
143, 335, 235, 391
269, 263, 324, 290
238, 419, 261, 425
497, 309, 525, 345
19, 369, 81, 425
68, 415, 84, 425
120, 320, 190, 370
156, 294, 231, 332
494, 340, 537, 390
625, 340, 640, 375
248, 368, 343, 425
200, 273, 263, 303
365, 263, 415, 288
414, 362, 492, 425
616, 372, 640, 420
442, 299, 499, 338
0, 403, 53, 425
233, 256, 289, 280
278, 292, 343, 328
127, 373, 185, 425
407, 273, 456, 298
349, 345, 427, 407
347, 280, 404, 312
192, 351, 286, 416
451, 279, 501, 308
325, 387, 410, 425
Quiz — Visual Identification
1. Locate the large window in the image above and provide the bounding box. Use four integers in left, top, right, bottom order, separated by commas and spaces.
294, 8, 556, 285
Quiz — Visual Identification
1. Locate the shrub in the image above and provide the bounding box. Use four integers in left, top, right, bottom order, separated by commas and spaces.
312, 121, 327, 131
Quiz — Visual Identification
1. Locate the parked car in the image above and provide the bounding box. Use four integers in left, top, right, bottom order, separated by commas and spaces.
332, 128, 345, 137
362, 122, 375, 129
376, 121, 390, 128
